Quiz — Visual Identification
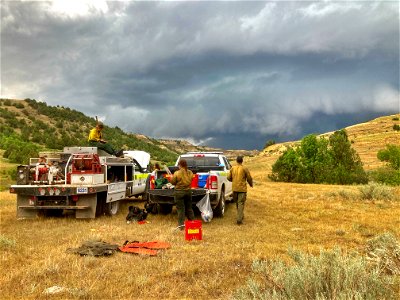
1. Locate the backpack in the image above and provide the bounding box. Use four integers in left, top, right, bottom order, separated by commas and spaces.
126, 206, 148, 222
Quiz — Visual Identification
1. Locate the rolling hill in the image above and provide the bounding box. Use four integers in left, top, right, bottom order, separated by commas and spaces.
0, 98, 258, 164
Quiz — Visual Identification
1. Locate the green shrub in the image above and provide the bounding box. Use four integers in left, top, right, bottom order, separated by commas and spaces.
269, 148, 300, 182
378, 145, 400, 170
393, 124, 400, 131
270, 130, 367, 185
56, 121, 63, 128
7, 167, 17, 181
0, 134, 41, 164
14, 102, 24, 109
234, 246, 394, 300
369, 167, 400, 186
358, 183, 394, 201
2, 99, 12, 106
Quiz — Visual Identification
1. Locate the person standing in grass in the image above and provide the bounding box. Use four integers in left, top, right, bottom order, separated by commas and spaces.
88, 122, 123, 157
227, 155, 253, 225
171, 159, 195, 229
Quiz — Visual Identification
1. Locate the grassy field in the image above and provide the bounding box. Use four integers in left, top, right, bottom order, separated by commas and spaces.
1, 159, 400, 299
1, 114, 399, 299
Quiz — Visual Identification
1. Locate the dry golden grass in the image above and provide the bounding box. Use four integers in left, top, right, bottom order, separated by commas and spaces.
1, 113, 399, 299
1, 173, 400, 299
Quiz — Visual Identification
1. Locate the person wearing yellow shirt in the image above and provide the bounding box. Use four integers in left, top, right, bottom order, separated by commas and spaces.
88, 122, 123, 157
227, 156, 253, 225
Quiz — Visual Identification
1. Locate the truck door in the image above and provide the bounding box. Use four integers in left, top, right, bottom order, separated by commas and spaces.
132, 161, 147, 195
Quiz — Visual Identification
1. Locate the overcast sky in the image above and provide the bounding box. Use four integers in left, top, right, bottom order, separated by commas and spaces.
1, 1, 399, 150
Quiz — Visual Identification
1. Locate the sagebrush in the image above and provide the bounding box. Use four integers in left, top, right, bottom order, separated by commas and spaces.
234, 239, 397, 300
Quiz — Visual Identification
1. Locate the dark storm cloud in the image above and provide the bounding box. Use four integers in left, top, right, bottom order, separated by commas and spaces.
1, 1, 399, 149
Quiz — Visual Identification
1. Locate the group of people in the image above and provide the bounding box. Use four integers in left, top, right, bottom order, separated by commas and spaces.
88, 122, 253, 228
171, 156, 253, 228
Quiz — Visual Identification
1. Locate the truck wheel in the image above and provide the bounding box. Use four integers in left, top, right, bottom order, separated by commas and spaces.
213, 190, 225, 217
145, 201, 159, 214
159, 204, 172, 214
104, 201, 120, 216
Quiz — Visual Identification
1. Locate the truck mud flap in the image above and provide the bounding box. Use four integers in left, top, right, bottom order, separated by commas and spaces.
17, 195, 39, 218
75, 194, 97, 219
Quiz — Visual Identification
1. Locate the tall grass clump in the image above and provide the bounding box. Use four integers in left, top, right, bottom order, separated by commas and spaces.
326, 189, 356, 200
358, 183, 394, 201
233, 247, 395, 300
0, 234, 16, 249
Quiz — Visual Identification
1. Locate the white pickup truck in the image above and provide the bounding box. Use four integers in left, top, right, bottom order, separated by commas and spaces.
146, 152, 233, 217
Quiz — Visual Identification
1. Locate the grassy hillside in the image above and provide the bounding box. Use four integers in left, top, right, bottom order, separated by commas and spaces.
0, 98, 258, 165
0, 98, 204, 165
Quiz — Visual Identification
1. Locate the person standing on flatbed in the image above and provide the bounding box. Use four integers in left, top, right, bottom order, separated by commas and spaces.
88, 122, 123, 157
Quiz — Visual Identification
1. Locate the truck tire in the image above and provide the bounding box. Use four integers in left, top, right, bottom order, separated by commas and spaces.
104, 201, 120, 216
145, 201, 159, 214
159, 204, 173, 214
213, 189, 225, 217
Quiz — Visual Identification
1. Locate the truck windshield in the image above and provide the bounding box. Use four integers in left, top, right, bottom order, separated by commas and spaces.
181, 157, 220, 167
